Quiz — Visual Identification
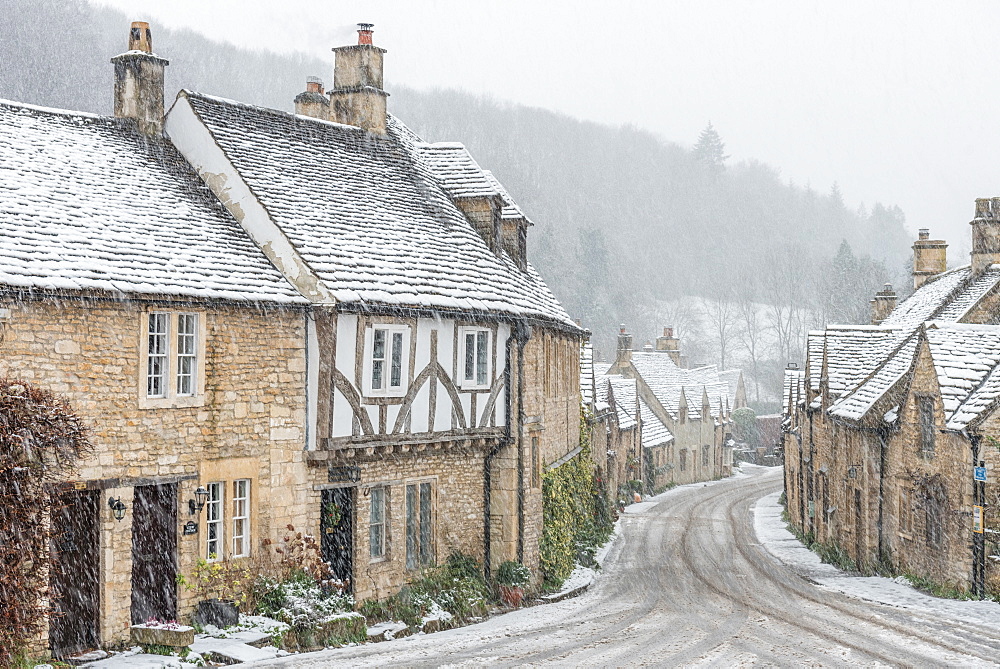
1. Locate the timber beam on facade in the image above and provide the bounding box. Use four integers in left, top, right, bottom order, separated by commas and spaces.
307, 429, 507, 464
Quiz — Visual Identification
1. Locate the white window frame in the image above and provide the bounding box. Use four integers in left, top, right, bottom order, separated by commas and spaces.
362, 325, 410, 398
205, 481, 224, 561
231, 479, 250, 558
458, 326, 491, 389
369, 485, 388, 560
176, 313, 198, 396
139, 310, 206, 409
146, 312, 169, 398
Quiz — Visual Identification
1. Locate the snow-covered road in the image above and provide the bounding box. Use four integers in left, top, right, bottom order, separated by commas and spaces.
249, 466, 1000, 667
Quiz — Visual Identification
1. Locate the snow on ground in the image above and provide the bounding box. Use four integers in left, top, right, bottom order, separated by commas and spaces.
754, 490, 1000, 629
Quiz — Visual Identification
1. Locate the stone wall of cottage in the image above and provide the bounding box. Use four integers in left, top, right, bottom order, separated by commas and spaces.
0, 294, 310, 647
319, 447, 486, 603
489, 328, 581, 581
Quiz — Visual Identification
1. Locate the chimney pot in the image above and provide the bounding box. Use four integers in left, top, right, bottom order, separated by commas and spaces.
128, 21, 153, 53
306, 76, 324, 94
357, 22, 375, 45
918, 228, 929, 240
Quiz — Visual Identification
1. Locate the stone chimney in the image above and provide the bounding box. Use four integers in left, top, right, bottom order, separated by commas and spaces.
295, 77, 330, 119
655, 326, 683, 366
870, 283, 897, 325
970, 198, 1000, 273
615, 325, 633, 367
111, 21, 169, 137
912, 228, 947, 289
329, 23, 388, 135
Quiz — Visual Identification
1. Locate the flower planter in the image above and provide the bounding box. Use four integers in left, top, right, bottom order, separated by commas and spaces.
499, 585, 524, 607
130, 623, 195, 648
194, 598, 239, 628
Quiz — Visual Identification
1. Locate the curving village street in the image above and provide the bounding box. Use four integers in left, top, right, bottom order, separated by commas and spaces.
255, 466, 1000, 667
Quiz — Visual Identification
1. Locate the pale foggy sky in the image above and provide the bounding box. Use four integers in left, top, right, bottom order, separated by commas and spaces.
92, 0, 1000, 250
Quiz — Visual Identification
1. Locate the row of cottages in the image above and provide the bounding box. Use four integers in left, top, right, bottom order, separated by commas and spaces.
0, 23, 583, 656
783, 205, 1000, 597
580, 326, 745, 497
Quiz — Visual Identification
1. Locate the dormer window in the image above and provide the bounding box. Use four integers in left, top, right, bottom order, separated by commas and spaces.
363, 325, 410, 397
458, 327, 491, 389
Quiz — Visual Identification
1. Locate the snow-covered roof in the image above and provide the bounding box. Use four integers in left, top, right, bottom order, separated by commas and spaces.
925, 323, 1000, 425
0, 100, 303, 303
822, 325, 902, 398
580, 339, 595, 406
413, 142, 499, 199
180, 92, 575, 325
820, 264, 1000, 426
628, 352, 732, 420
829, 334, 919, 421
483, 170, 533, 224
782, 369, 805, 416
879, 266, 971, 329
607, 376, 638, 430
639, 398, 673, 448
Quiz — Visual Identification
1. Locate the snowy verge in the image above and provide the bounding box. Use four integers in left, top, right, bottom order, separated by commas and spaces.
754, 490, 1000, 628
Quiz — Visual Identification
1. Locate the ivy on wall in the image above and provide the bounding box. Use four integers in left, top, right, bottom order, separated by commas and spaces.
540, 409, 615, 588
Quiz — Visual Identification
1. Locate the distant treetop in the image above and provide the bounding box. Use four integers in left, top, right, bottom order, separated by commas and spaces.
693, 122, 729, 173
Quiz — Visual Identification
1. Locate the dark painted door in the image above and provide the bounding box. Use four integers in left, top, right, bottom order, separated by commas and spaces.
321, 487, 354, 592
131, 483, 178, 624
50, 489, 100, 657
854, 488, 863, 565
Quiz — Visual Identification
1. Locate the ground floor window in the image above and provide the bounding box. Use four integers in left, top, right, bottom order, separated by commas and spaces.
406, 481, 433, 569
680, 449, 687, 471
206, 481, 223, 560
370, 486, 388, 560
898, 488, 913, 535
702, 445, 710, 467
231, 479, 250, 558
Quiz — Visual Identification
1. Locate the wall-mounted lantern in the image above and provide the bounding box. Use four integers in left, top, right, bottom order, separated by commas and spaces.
108, 496, 127, 522
188, 485, 209, 515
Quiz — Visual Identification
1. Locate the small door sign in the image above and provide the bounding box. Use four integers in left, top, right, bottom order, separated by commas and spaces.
974, 466, 987, 482
183, 521, 198, 535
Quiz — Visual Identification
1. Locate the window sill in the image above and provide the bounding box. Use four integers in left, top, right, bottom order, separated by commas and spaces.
368, 556, 389, 565
458, 384, 493, 392
139, 394, 206, 410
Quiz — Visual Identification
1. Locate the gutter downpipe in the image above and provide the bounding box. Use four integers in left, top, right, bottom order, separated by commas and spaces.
483, 328, 516, 582
515, 320, 531, 563
963, 429, 986, 599
876, 425, 890, 567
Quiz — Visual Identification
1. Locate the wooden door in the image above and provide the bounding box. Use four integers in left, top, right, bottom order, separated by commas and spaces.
131, 483, 177, 624
321, 487, 354, 592
50, 489, 100, 657
854, 488, 863, 565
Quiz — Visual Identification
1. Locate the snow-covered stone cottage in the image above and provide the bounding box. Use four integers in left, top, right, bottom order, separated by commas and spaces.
0, 21, 583, 655
784, 209, 1000, 597
588, 326, 742, 492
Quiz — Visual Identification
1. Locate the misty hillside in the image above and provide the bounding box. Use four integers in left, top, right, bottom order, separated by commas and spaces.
0, 0, 914, 405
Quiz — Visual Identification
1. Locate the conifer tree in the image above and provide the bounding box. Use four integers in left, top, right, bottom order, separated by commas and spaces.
692, 122, 729, 173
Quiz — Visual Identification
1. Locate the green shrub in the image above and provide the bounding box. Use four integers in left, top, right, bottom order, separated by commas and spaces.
540, 409, 615, 588
495, 561, 530, 587
360, 552, 490, 629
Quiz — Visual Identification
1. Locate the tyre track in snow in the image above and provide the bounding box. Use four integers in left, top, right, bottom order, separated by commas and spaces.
251, 467, 1000, 667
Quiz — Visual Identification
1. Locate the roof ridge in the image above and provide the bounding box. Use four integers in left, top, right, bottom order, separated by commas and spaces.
829, 329, 921, 419
0, 98, 105, 120
926, 266, 984, 322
